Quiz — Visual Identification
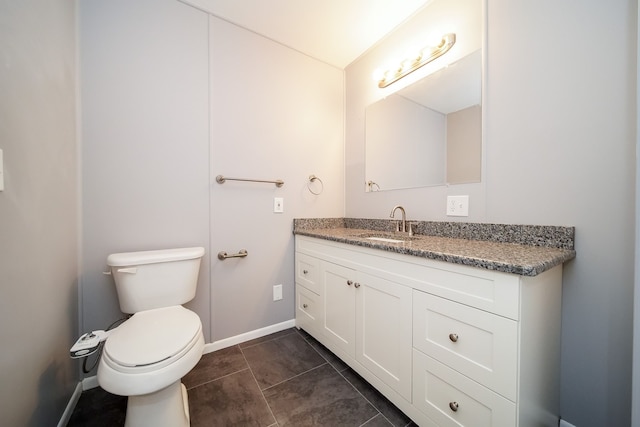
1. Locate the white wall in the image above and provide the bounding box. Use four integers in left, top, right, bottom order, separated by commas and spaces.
208, 15, 344, 342
0, 0, 79, 424
346, 0, 636, 426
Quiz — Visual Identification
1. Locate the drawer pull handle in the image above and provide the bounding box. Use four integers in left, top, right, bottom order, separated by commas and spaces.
449, 401, 459, 412
347, 280, 353, 286
354, 282, 361, 288
303, 269, 309, 274
449, 333, 459, 342
302, 303, 308, 309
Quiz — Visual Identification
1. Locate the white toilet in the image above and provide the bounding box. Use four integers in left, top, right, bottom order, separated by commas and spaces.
97, 247, 206, 427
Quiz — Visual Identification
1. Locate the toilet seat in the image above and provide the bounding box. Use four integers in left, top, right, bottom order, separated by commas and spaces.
103, 306, 201, 374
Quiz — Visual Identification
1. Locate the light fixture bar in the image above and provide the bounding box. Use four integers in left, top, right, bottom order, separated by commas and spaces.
378, 33, 456, 88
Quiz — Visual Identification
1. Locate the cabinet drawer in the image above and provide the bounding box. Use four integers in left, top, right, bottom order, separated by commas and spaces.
295, 252, 320, 294
413, 291, 518, 401
413, 350, 516, 427
295, 284, 322, 336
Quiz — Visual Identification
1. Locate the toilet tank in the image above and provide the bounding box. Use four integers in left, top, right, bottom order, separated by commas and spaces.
107, 247, 205, 314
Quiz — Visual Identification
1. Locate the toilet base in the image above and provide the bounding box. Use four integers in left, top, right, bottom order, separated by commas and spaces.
124, 380, 190, 427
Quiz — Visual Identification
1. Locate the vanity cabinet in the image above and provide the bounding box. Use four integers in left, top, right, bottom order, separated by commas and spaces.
295, 253, 323, 337
412, 291, 518, 426
321, 260, 413, 401
296, 251, 413, 401
295, 235, 563, 427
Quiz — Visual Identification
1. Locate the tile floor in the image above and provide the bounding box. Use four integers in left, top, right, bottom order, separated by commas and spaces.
67, 328, 416, 427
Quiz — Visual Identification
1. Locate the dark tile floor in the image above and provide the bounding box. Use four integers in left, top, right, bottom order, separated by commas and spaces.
67, 328, 416, 427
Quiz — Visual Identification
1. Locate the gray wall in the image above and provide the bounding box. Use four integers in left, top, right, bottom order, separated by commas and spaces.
345, 1, 636, 426
635, 4, 640, 425
79, 0, 345, 351
79, 0, 211, 342
486, 3, 634, 425
0, 0, 79, 425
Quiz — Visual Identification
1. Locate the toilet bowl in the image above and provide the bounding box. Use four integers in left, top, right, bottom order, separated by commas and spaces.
98, 306, 204, 426
97, 247, 205, 427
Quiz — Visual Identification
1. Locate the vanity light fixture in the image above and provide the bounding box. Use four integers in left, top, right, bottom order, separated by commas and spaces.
378, 33, 456, 88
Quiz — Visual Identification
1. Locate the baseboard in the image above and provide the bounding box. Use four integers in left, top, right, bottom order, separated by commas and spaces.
82, 375, 99, 391
203, 319, 296, 353
57, 382, 83, 427
559, 419, 577, 427
61, 319, 296, 425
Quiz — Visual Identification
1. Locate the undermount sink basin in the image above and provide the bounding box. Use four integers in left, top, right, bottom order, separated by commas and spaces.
366, 236, 406, 243
356, 232, 415, 243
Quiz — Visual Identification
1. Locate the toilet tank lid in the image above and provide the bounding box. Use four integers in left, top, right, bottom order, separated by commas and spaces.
107, 247, 205, 267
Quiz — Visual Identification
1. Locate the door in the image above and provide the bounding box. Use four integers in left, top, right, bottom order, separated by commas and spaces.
356, 271, 413, 401
321, 260, 356, 357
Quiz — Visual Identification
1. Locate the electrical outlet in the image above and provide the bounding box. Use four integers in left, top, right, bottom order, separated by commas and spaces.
273, 284, 283, 301
273, 197, 284, 213
446, 195, 469, 216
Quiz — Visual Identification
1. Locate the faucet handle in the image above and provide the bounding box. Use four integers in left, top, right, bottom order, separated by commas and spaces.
394, 220, 401, 232
408, 222, 416, 236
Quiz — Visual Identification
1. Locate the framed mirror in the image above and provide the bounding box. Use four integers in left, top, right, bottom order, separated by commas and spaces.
365, 49, 482, 192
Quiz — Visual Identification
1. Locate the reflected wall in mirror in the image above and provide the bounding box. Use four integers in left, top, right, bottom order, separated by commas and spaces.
365, 49, 482, 192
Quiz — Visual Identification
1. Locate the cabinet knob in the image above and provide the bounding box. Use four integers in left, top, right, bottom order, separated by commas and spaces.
302, 303, 308, 309
449, 333, 459, 342
449, 401, 459, 412
303, 269, 309, 274
347, 280, 353, 286
354, 282, 361, 288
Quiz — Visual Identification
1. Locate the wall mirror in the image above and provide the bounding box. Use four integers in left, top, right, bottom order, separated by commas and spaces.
365, 49, 482, 192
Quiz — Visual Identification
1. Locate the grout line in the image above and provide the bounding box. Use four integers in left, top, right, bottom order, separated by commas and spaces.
295, 329, 398, 425
186, 366, 250, 391
260, 362, 329, 393
359, 413, 383, 427
238, 328, 297, 350
239, 345, 279, 426
294, 328, 339, 367
335, 364, 393, 426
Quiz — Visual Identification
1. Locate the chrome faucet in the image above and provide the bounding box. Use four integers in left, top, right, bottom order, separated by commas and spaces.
390, 205, 406, 233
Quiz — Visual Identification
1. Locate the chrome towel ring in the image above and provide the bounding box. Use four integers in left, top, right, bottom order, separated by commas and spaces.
307, 175, 324, 195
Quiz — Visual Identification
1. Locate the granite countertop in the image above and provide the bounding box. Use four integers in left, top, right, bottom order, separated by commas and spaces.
293, 218, 576, 277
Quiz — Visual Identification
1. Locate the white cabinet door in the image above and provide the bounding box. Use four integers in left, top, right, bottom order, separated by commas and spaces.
356, 271, 413, 401
321, 260, 356, 357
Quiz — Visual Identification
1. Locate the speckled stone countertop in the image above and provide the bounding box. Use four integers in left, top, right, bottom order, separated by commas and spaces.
293, 218, 576, 277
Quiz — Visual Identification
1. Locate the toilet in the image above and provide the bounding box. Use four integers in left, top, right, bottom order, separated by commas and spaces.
97, 247, 205, 427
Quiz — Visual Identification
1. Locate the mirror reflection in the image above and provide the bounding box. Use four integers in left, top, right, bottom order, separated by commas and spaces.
365, 49, 482, 192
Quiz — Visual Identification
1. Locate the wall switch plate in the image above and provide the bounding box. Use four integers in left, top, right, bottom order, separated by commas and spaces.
0, 149, 4, 191
447, 195, 469, 216
273, 197, 284, 213
273, 284, 283, 301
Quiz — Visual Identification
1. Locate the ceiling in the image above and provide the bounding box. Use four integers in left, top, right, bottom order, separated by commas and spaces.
179, 0, 432, 69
